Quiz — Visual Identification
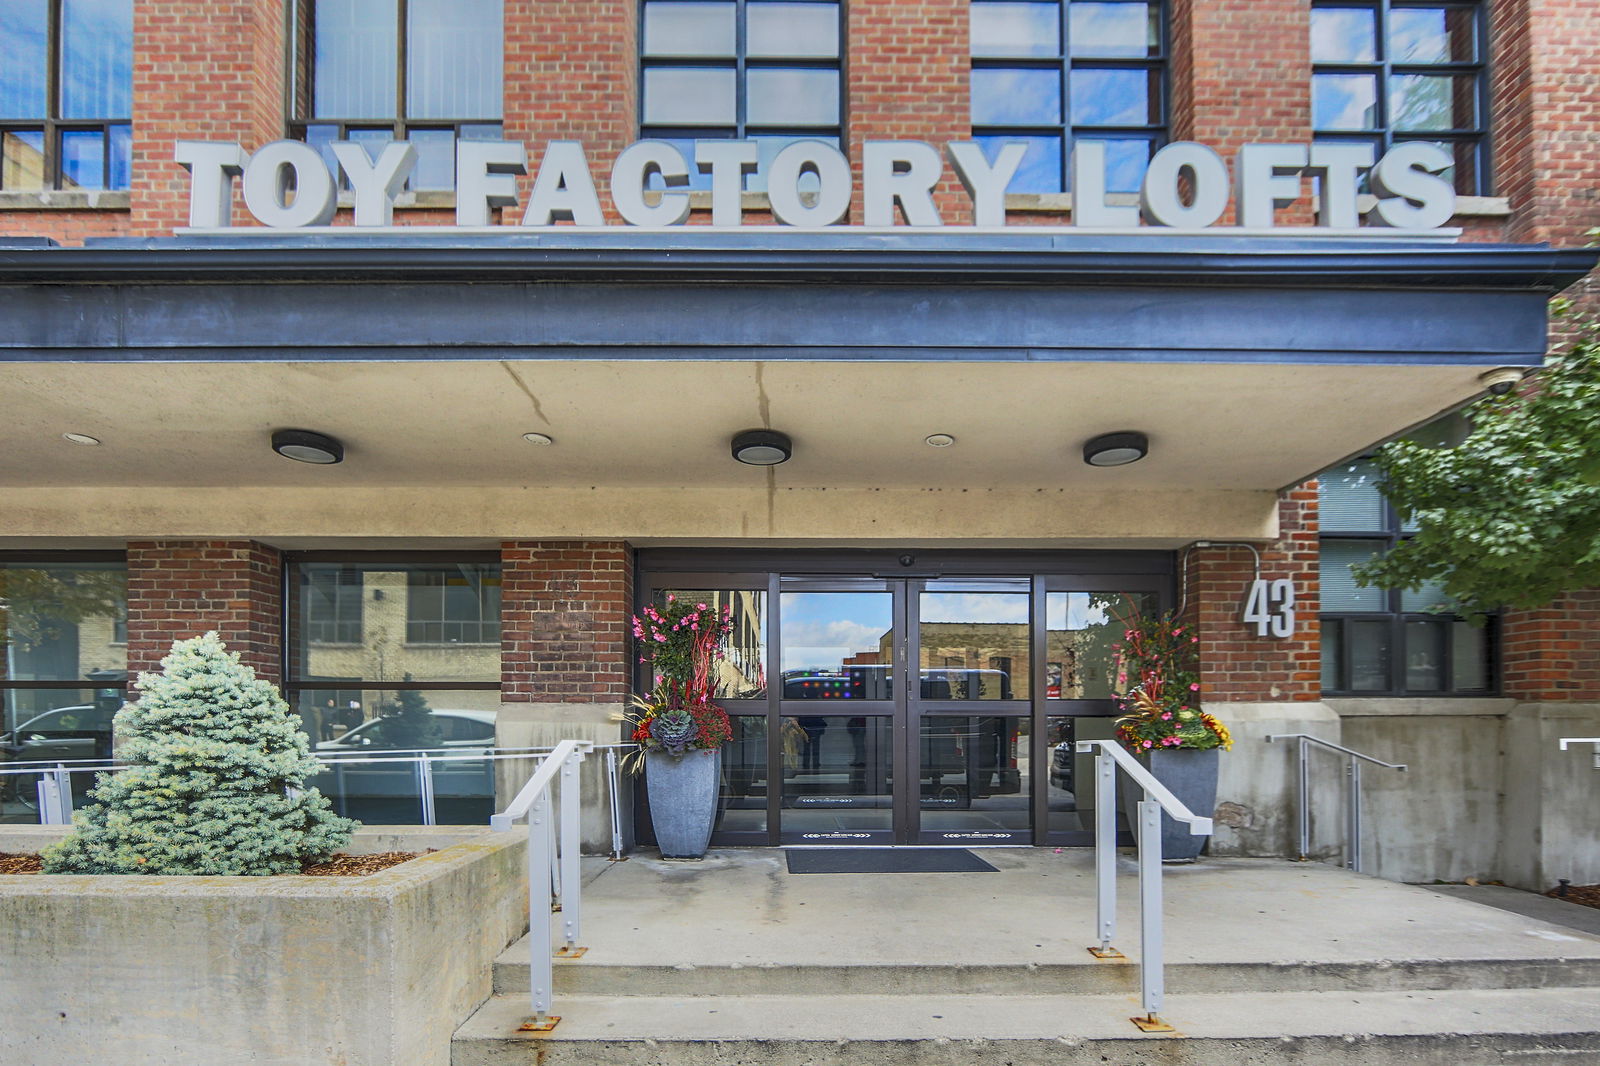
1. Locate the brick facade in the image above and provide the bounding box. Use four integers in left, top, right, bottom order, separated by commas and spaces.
1502, 589, 1600, 701
1182, 488, 1322, 703
125, 541, 282, 686
501, 542, 633, 702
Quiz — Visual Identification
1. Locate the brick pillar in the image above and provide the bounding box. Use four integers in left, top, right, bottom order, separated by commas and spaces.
847, 0, 971, 224
1501, 590, 1600, 701
503, 0, 638, 225
126, 541, 283, 686
501, 542, 633, 702
1170, 0, 1314, 224
1181, 488, 1321, 702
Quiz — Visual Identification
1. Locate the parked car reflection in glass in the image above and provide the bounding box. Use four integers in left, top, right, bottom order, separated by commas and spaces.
312, 708, 497, 823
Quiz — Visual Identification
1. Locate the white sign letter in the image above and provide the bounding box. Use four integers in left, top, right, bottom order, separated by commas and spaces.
174, 141, 246, 229
1234, 143, 1308, 228
611, 141, 691, 227
946, 141, 1024, 228
1369, 142, 1456, 230
1070, 141, 1138, 228
331, 140, 417, 227
241, 140, 337, 228
1140, 142, 1229, 230
768, 141, 852, 228
524, 141, 605, 227
862, 141, 943, 227
695, 140, 759, 227
1307, 142, 1375, 229
456, 140, 526, 226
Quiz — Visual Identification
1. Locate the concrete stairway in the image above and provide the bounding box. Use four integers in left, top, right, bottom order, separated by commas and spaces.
452, 851, 1600, 1064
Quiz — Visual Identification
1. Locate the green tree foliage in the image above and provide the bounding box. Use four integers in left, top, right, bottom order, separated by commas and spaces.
373, 676, 442, 750
43, 632, 356, 875
1354, 314, 1600, 615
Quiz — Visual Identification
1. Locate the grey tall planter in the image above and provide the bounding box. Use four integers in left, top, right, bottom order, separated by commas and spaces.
1120, 747, 1219, 863
645, 748, 722, 859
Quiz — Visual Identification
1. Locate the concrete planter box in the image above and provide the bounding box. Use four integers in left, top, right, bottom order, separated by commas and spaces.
0, 825, 527, 1066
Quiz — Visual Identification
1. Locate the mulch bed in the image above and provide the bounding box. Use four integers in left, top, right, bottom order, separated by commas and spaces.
1547, 883, 1600, 911
0, 851, 420, 876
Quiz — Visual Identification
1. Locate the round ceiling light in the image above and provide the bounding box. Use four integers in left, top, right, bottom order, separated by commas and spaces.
62, 433, 101, 446
271, 428, 344, 465
925, 433, 956, 448
731, 429, 792, 466
522, 432, 555, 445
1082, 431, 1149, 467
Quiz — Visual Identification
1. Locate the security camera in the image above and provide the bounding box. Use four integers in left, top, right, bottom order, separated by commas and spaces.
1478, 368, 1524, 396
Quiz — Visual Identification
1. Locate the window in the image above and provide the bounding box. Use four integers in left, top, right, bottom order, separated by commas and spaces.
289, 0, 504, 191
1311, 0, 1489, 195
639, 0, 843, 191
405, 567, 501, 644
1319, 459, 1494, 695
303, 567, 364, 644
970, 0, 1167, 194
0, 0, 132, 192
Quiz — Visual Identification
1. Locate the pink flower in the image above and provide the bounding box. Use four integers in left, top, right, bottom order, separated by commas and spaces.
697, 603, 707, 610
1190, 636, 1199, 643
654, 634, 667, 643
1189, 683, 1200, 691
1161, 712, 1172, 721
667, 594, 675, 602
1142, 740, 1153, 750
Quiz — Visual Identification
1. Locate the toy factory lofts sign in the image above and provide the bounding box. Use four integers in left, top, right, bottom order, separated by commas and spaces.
176, 138, 1458, 233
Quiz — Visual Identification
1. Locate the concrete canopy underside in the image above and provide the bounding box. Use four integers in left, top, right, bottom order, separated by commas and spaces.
0, 233, 1592, 547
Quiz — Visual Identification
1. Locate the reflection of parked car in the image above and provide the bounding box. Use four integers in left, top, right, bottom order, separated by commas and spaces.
1, 704, 117, 764
1048, 742, 1074, 792
314, 709, 496, 752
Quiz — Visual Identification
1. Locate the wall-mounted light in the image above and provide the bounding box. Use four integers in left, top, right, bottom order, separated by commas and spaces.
925, 433, 956, 447
522, 432, 555, 445
62, 433, 101, 446
271, 428, 344, 465
731, 429, 792, 466
1082, 431, 1148, 467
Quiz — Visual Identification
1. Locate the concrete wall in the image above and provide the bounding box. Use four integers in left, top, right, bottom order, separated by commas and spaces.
0, 827, 528, 1066
1206, 702, 1344, 862
1500, 702, 1600, 891
496, 701, 635, 855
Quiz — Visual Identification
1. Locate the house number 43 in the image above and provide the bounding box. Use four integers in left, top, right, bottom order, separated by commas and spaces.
1243, 579, 1296, 638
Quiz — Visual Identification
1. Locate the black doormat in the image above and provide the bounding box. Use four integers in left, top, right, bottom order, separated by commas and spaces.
785, 848, 998, 874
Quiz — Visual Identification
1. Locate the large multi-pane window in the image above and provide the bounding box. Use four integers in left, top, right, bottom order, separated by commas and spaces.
1319, 460, 1494, 695
1311, 0, 1489, 195
290, 0, 504, 191
639, 0, 843, 191
0, 555, 127, 822
970, 0, 1166, 194
0, 0, 132, 192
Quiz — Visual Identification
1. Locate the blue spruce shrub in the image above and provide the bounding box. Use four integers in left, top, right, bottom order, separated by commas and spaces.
42, 632, 357, 875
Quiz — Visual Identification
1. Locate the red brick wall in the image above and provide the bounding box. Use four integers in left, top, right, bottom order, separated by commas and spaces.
126, 540, 282, 686
503, 0, 638, 225
501, 541, 633, 702
848, 0, 971, 223
1169, 0, 1314, 225
130, 0, 285, 237
1502, 589, 1600, 701
1183, 488, 1321, 702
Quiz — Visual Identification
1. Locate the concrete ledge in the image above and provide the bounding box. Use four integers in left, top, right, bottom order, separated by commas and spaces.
0, 827, 528, 1066
0, 189, 130, 211
1328, 697, 1516, 718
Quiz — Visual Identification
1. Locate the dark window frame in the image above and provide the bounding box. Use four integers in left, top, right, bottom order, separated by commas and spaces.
1310, 0, 1492, 195
969, 0, 1170, 194
404, 567, 502, 646
0, 0, 132, 192
285, 0, 505, 189
637, 0, 846, 159
1319, 477, 1498, 697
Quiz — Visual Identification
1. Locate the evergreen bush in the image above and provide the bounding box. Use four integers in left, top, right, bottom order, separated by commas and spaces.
42, 632, 356, 875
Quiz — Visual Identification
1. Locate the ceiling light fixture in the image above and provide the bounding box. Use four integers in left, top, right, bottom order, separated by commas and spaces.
731, 429, 792, 466
62, 433, 101, 446
271, 428, 344, 465
925, 433, 956, 447
522, 432, 555, 445
1082, 431, 1149, 467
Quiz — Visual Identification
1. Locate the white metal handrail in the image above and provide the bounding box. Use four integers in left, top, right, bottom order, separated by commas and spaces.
1265, 733, 1406, 872
490, 739, 595, 1033
1559, 737, 1600, 769
1075, 739, 1213, 1033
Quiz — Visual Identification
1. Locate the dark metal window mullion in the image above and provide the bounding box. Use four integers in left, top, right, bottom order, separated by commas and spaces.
734, 0, 748, 137
1058, 0, 1072, 191
45, 0, 62, 189
396, 0, 410, 137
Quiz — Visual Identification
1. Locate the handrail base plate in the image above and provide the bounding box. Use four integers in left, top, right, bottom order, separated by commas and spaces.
555, 945, 589, 959
1130, 1014, 1177, 1034
1087, 946, 1126, 960
518, 1017, 561, 1033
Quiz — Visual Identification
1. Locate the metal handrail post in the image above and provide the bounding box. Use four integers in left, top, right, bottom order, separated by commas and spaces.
557, 750, 585, 954
525, 790, 554, 1029
1347, 758, 1363, 873
1296, 737, 1310, 861
416, 754, 437, 827
54, 764, 74, 824
606, 748, 625, 861
1092, 748, 1118, 956
36, 773, 63, 825
1137, 798, 1165, 1021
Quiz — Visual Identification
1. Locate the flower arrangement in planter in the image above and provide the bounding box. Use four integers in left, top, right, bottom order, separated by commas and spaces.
620, 596, 734, 859
1111, 607, 1230, 861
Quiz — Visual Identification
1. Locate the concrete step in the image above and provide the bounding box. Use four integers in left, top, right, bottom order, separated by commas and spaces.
494, 937, 1600, 996
452, 987, 1600, 1065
